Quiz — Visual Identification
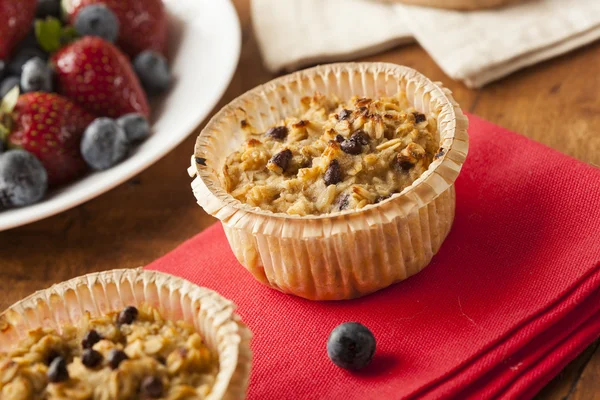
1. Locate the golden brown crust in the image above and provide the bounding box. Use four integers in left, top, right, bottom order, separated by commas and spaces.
222, 94, 438, 215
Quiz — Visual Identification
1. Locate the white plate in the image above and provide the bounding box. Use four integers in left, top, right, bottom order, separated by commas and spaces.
0, 0, 241, 231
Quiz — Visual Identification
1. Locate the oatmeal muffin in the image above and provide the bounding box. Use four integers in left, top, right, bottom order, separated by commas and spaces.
0, 305, 217, 399
190, 63, 468, 300
0, 269, 252, 400
222, 93, 439, 215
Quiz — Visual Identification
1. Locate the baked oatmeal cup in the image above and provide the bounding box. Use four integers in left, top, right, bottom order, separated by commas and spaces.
189, 63, 469, 301
0, 269, 252, 400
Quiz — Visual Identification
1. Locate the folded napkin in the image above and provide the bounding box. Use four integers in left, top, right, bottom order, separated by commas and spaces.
147, 115, 600, 399
251, 0, 600, 88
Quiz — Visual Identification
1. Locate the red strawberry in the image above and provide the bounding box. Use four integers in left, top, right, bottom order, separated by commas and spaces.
0, 0, 37, 59
6, 92, 96, 187
53, 37, 150, 118
65, 0, 168, 58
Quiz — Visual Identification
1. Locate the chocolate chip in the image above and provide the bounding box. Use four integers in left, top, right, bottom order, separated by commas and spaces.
324, 160, 343, 186
392, 155, 414, 172
140, 376, 163, 398
335, 134, 345, 143
350, 130, 370, 145
81, 349, 103, 368
301, 157, 313, 169
82, 330, 102, 349
413, 112, 426, 124
375, 194, 392, 203
47, 357, 69, 383
108, 349, 129, 369
293, 120, 309, 128
269, 149, 292, 172
341, 138, 362, 155
117, 306, 138, 325
45, 350, 61, 366
195, 157, 206, 166
266, 126, 288, 140
338, 109, 352, 120
398, 160, 414, 171
338, 194, 350, 211
435, 148, 445, 159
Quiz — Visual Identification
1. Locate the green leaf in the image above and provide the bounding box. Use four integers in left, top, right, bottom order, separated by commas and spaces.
60, 25, 79, 45
0, 124, 9, 143
35, 17, 64, 53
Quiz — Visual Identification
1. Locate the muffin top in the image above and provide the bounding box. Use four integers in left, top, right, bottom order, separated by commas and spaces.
221, 93, 440, 215
0, 304, 217, 400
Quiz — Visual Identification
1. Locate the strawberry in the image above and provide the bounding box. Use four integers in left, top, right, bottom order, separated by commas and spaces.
0, 0, 38, 59
4, 92, 95, 187
64, 0, 168, 58
53, 37, 150, 118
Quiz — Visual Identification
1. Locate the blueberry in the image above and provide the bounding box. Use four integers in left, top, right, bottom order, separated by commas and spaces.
7, 47, 47, 76
19, 25, 42, 52
47, 356, 69, 383
36, 0, 62, 19
20, 58, 53, 93
133, 51, 173, 96
0, 150, 48, 208
117, 113, 151, 143
81, 118, 129, 170
74, 4, 119, 43
0, 77, 19, 99
327, 322, 376, 370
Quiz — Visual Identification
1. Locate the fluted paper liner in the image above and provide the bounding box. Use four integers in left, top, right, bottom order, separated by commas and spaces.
190, 62, 469, 301
377, 0, 526, 10
0, 268, 252, 400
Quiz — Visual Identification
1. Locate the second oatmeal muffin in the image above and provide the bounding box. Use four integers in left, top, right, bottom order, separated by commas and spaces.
0, 269, 252, 400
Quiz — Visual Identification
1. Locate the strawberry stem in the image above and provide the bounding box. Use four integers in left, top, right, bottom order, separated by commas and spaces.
35, 17, 64, 53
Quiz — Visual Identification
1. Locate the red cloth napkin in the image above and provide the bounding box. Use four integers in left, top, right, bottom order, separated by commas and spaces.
147, 114, 600, 399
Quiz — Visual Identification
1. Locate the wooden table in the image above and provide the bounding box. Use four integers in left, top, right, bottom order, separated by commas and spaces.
1, 0, 598, 397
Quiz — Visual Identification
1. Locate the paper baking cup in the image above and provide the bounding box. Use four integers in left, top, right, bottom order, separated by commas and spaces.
190, 62, 469, 301
377, 0, 525, 9
0, 269, 252, 400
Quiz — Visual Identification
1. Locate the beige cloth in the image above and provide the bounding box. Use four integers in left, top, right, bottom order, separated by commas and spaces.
251, 0, 600, 88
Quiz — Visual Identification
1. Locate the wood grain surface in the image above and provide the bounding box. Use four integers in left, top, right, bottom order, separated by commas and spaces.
1, 0, 599, 398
